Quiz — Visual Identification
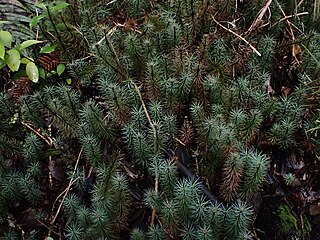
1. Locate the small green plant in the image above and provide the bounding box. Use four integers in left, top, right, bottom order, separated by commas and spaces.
277, 204, 312, 239
283, 173, 296, 186
277, 205, 299, 238
0, 29, 42, 82
1, 0, 320, 239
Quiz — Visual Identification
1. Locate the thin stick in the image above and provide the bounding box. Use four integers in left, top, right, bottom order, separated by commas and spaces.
21, 122, 51, 146
106, 0, 117, 6
297, 0, 305, 9
150, 174, 158, 226
174, 136, 186, 147
275, 0, 295, 40
211, 15, 261, 57
50, 148, 83, 226
246, 0, 273, 35
128, 80, 158, 226
130, 81, 157, 141
36, 219, 60, 236
278, 12, 308, 23
271, 12, 309, 29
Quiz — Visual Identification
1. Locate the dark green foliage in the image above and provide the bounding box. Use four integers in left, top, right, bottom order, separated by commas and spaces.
268, 118, 296, 148
87, 202, 113, 239
204, 75, 225, 105
80, 134, 103, 166
24, 85, 81, 138
0, 171, 41, 220
21, 95, 45, 128
208, 202, 225, 239
23, 133, 44, 162
241, 110, 263, 141
0, 172, 21, 204
80, 100, 114, 140
2, 229, 19, 240
196, 225, 213, 240
224, 200, 253, 240
147, 225, 165, 240
240, 149, 269, 199
0, 134, 21, 157
209, 38, 232, 65
144, 188, 162, 212
18, 173, 41, 203
130, 228, 145, 240
27, 161, 41, 178
65, 222, 84, 240
109, 172, 131, 226
91, 154, 120, 198
0, 92, 14, 117
174, 178, 201, 224
127, 0, 149, 18
98, 77, 132, 123
158, 159, 178, 196
68, 60, 96, 87
75, 205, 91, 229
159, 199, 179, 234
1, 0, 320, 239
180, 224, 197, 240
64, 193, 81, 218
131, 130, 153, 166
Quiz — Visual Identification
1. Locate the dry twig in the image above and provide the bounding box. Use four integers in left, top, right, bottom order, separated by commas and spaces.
246, 0, 273, 35
21, 122, 52, 146
211, 15, 261, 57
129, 79, 159, 226
48, 148, 83, 236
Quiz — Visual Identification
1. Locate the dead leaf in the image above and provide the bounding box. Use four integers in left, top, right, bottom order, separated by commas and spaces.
309, 205, 320, 215
292, 44, 301, 58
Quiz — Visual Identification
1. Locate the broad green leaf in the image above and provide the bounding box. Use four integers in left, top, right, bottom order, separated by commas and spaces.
21, 58, 32, 64
66, 78, 72, 84
45, 149, 62, 157
0, 58, 6, 69
39, 67, 46, 79
0, 41, 4, 59
18, 40, 43, 52
26, 62, 39, 83
35, 3, 47, 10
6, 49, 20, 71
0, 20, 11, 24
30, 14, 46, 29
56, 22, 68, 31
57, 63, 65, 76
50, 3, 70, 13
40, 43, 57, 53
0, 30, 12, 48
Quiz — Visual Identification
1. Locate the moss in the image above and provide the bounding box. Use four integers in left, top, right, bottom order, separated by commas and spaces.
277, 204, 312, 239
